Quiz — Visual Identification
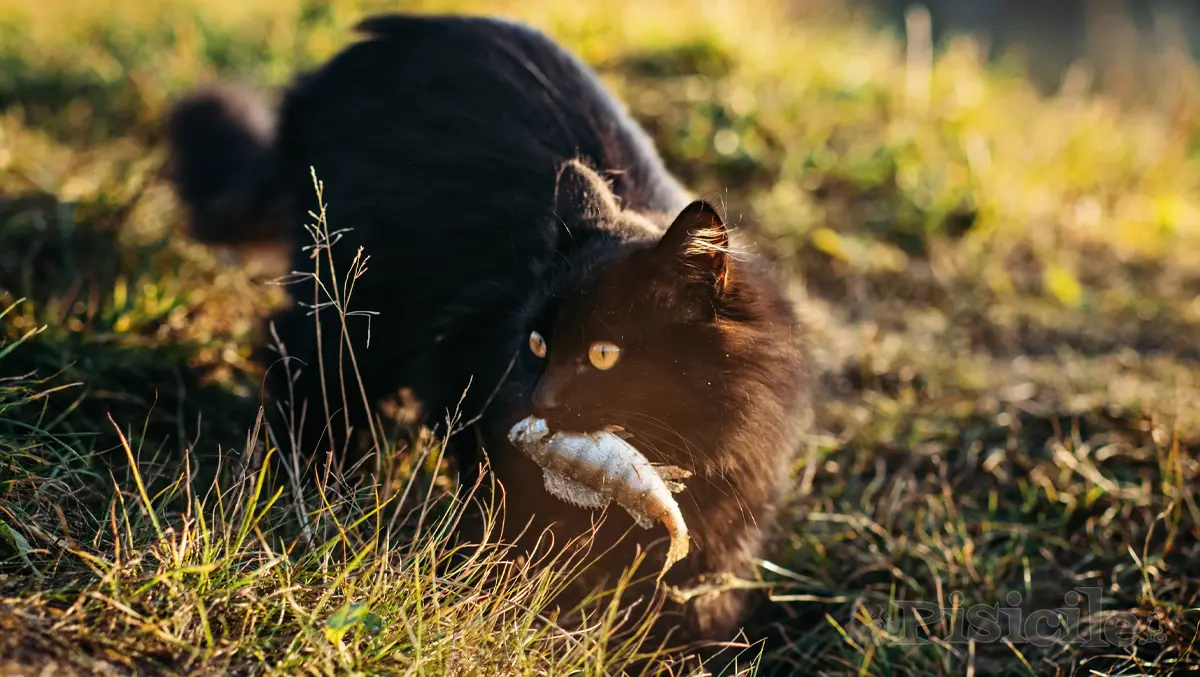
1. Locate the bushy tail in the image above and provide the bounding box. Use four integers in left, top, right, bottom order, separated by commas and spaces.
163, 84, 288, 246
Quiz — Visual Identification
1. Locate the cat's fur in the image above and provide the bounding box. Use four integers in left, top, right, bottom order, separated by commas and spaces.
164, 13, 811, 658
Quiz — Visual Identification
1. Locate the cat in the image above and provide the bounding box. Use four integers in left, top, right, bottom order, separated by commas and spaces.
164, 12, 812, 663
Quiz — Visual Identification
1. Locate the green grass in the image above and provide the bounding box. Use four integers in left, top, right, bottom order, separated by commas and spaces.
1, 0, 1199, 674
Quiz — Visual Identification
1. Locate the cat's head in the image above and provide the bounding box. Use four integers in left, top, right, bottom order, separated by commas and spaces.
516, 160, 789, 467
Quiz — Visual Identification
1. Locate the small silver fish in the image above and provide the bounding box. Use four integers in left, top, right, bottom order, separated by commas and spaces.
507, 415, 691, 580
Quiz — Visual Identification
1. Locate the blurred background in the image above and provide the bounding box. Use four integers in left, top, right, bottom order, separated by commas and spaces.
866, 0, 1200, 95
1, 0, 1198, 675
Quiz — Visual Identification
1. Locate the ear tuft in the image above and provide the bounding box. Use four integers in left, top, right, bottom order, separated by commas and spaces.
658, 200, 731, 295
553, 158, 621, 224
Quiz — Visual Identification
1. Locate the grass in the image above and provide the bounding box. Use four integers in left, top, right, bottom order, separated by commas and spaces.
1, 0, 1199, 674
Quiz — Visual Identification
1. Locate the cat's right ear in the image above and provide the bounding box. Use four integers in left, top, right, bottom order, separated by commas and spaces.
658, 200, 731, 296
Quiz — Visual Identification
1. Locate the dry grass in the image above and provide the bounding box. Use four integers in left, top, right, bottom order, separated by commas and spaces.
1, 0, 1199, 675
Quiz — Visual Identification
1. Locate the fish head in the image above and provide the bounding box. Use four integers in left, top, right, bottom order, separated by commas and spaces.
507, 415, 551, 447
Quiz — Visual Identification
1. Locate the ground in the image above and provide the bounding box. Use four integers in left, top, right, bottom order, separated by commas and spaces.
1, 0, 1199, 675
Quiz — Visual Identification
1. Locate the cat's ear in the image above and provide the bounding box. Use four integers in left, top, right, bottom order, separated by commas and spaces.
550, 159, 621, 256
658, 200, 730, 295
553, 158, 621, 224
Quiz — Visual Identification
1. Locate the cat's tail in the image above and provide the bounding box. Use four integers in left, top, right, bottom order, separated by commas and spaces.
163, 83, 289, 246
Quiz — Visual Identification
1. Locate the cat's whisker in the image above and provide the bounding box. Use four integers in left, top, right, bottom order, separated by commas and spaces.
608, 409, 704, 460
604, 410, 751, 519
609, 418, 706, 476
606, 408, 763, 531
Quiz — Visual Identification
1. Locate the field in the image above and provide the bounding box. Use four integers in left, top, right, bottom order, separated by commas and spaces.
1, 0, 1199, 675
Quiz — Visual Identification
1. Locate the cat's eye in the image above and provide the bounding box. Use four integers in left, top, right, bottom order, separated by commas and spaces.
588, 341, 621, 370
529, 331, 548, 358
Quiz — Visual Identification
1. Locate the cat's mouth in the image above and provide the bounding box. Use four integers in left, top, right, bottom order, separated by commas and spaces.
517, 413, 666, 466
527, 406, 617, 437
519, 400, 658, 460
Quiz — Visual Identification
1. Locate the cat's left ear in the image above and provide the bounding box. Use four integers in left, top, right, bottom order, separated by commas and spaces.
658, 200, 730, 295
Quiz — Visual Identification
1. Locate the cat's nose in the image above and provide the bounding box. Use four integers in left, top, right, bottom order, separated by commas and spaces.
532, 381, 561, 410
532, 373, 569, 411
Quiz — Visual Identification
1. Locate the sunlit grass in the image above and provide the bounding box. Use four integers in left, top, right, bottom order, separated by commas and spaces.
1, 0, 1199, 674
0, 174, 679, 675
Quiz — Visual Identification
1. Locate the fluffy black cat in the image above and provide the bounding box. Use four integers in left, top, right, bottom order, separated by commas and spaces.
165, 12, 811, 660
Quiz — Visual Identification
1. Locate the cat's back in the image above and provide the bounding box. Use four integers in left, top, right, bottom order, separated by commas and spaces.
273, 14, 689, 255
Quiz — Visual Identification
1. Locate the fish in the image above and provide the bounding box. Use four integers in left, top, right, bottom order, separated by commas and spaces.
507, 415, 692, 580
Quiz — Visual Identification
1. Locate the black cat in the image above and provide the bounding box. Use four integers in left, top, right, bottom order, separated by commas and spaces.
165, 12, 812, 660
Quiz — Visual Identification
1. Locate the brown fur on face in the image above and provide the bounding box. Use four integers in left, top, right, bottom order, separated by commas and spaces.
470, 160, 811, 657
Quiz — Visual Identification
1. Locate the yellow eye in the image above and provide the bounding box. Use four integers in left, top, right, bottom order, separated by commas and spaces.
588, 341, 621, 370
529, 331, 547, 358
